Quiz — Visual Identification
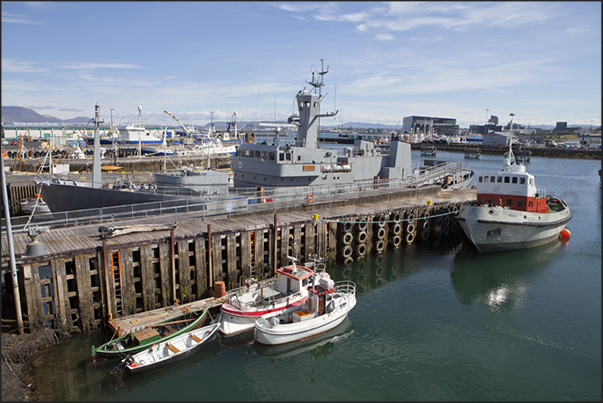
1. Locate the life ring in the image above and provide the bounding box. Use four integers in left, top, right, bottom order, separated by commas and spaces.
376, 227, 386, 240
307, 194, 314, 203
375, 240, 385, 253
406, 223, 416, 234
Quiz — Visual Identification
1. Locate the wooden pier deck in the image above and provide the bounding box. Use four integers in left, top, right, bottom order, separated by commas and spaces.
2, 187, 476, 259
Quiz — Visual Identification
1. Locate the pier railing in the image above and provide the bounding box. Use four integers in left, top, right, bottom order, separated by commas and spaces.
2, 162, 469, 234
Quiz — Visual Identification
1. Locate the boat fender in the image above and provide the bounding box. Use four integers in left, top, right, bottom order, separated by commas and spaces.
125, 355, 134, 365
269, 317, 280, 328
307, 194, 314, 203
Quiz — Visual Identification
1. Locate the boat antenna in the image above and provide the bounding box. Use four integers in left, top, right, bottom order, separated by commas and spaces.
334, 66, 337, 121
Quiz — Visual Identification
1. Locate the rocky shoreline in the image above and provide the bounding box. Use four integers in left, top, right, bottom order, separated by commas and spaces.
1, 328, 70, 401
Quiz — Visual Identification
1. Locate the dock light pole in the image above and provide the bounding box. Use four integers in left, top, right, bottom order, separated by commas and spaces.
1, 155, 24, 334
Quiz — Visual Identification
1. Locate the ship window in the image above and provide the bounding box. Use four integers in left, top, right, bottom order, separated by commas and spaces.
497, 176, 503, 183
279, 153, 285, 161
297, 156, 301, 161
491, 176, 496, 182
269, 152, 275, 161
529, 200, 533, 207
530, 178, 534, 185
478, 176, 483, 183
512, 177, 518, 184
255, 151, 261, 158
484, 177, 489, 183
517, 199, 523, 207
261, 151, 268, 160
506, 199, 512, 206
504, 176, 510, 183
286, 153, 291, 161
520, 177, 525, 184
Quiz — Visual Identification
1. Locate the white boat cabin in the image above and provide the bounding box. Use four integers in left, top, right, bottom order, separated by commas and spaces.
475, 159, 548, 213
275, 264, 315, 295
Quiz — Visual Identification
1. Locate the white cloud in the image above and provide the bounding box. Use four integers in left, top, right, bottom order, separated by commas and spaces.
1, 11, 42, 25
61, 63, 144, 70
1, 59, 48, 73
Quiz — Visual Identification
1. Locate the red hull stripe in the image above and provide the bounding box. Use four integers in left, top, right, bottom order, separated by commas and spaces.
221, 298, 307, 317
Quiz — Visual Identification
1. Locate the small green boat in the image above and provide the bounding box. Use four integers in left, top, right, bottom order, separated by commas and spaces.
92, 308, 209, 358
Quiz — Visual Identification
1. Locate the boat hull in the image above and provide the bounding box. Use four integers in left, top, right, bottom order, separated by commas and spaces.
254, 282, 357, 346
254, 309, 352, 346
456, 201, 573, 252
92, 309, 208, 358
40, 181, 199, 213
220, 297, 308, 336
124, 322, 220, 374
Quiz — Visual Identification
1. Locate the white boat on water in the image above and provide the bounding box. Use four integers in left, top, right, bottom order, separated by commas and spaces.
219, 256, 332, 336
120, 318, 220, 374
254, 279, 356, 346
456, 141, 573, 252
116, 106, 163, 145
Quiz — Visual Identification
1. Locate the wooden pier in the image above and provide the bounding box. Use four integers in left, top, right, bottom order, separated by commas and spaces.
2, 185, 475, 335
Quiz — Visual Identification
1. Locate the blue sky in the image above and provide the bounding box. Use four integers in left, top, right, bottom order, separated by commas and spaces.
2, 1, 601, 128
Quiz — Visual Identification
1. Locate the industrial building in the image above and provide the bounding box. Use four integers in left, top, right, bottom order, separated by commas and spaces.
401, 116, 459, 139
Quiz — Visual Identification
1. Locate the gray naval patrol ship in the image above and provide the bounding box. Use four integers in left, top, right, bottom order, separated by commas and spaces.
230, 60, 413, 191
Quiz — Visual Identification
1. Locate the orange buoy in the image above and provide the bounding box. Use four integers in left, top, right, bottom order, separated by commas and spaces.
560, 228, 571, 238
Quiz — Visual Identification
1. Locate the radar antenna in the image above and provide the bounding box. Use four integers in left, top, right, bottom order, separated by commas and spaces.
306, 59, 329, 97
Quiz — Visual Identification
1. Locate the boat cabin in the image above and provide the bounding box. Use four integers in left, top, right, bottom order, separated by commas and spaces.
475, 167, 548, 213
276, 264, 314, 295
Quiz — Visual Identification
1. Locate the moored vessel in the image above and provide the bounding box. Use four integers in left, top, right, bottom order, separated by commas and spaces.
254, 279, 356, 346
456, 141, 572, 252
219, 256, 332, 336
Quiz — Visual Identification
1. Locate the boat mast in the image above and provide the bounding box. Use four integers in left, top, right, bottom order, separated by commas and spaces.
91, 103, 104, 188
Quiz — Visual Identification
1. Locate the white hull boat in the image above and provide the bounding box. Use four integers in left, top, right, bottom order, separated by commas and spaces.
456, 141, 572, 252
254, 280, 356, 346
220, 257, 332, 336
121, 320, 220, 374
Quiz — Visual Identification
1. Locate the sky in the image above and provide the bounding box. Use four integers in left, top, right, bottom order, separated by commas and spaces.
1, 1, 601, 129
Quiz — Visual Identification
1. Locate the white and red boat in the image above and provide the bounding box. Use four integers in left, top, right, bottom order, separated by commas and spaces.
219, 257, 332, 336
456, 141, 573, 252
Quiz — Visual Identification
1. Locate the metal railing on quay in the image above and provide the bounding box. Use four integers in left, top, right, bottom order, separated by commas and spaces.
2, 161, 466, 234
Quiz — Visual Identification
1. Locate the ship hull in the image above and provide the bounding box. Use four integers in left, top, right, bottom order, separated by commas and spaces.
40, 182, 197, 213
456, 202, 573, 252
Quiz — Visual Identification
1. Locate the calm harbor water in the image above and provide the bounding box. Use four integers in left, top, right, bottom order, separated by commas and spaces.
27, 150, 601, 401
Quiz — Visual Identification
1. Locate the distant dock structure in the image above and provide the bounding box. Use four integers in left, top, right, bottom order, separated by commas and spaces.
464, 147, 481, 159
421, 145, 437, 157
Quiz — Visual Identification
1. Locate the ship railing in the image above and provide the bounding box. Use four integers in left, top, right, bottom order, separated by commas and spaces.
2, 161, 466, 233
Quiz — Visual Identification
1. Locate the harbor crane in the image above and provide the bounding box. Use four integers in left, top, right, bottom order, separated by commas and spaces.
164, 110, 192, 137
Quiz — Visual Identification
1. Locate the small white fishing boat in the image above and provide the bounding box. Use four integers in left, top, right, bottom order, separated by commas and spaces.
121, 318, 220, 374
219, 256, 332, 336
254, 279, 356, 346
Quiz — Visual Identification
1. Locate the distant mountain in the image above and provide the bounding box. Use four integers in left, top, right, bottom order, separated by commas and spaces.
1, 106, 90, 125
